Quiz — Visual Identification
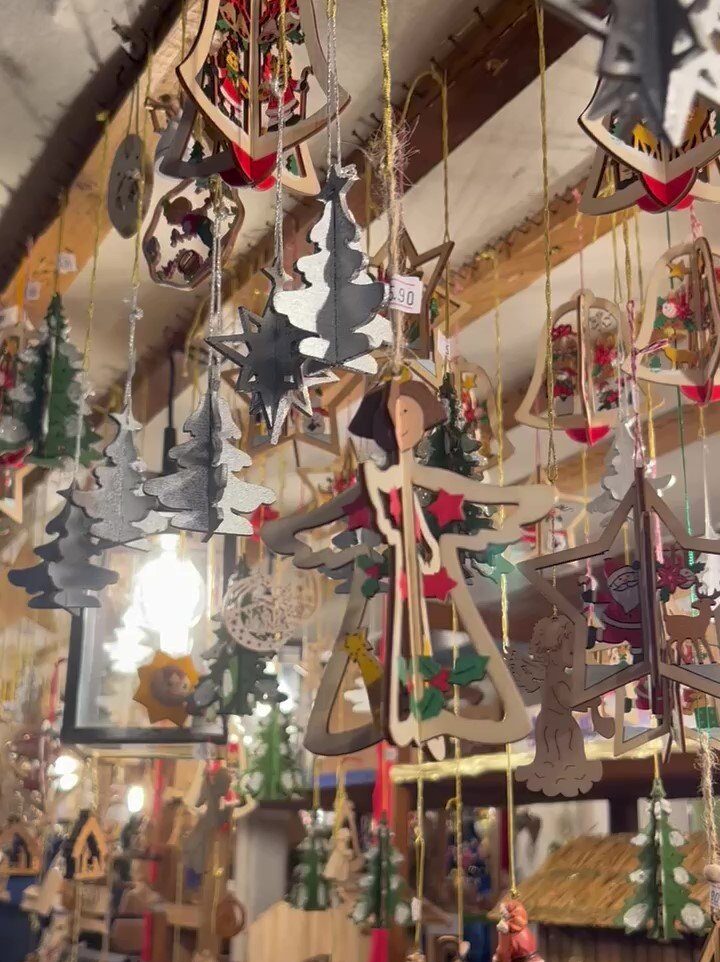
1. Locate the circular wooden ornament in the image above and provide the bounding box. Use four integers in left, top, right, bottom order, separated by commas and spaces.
108, 134, 154, 239
215, 892, 246, 938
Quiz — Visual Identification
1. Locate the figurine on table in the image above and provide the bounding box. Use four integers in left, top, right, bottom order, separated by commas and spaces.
493, 900, 544, 962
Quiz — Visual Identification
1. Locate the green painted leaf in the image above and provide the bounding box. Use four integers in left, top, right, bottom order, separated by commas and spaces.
450, 654, 488, 686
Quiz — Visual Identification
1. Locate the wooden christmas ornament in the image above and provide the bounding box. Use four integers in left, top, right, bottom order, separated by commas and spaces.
579, 108, 720, 215
9, 484, 118, 612
64, 810, 108, 882
177, 0, 349, 187
624, 237, 720, 403
0, 463, 31, 525
142, 178, 244, 291
107, 133, 154, 238
352, 817, 412, 928
515, 289, 625, 436
0, 820, 41, 876
133, 651, 200, 726
275, 164, 390, 374
546, 0, 720, 147
242, 704, 304, 800
453, 360, 515, 472
509, 615, 610, 798
216, 892, 246, 938
492, 899, 544, 962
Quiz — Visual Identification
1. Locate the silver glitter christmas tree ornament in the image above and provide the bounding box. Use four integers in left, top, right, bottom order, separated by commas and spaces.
275, 164, 390, 374
546, 0, 720, 146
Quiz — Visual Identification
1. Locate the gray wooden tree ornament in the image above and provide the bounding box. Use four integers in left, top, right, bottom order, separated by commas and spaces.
206, 268, 306, 438
275, 164, 390, 374
545, 0, 720, 147
73, 406, 157, 548
143, 376, 274, 536
9, 484, 118, 613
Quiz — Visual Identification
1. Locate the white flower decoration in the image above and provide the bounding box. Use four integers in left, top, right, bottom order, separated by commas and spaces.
630, 869, 648, 884
631, 834, 645, 846
670, 830, 686, 847
674, 866, 690, 885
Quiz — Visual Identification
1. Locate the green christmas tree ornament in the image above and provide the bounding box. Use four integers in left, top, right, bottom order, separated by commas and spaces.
619, 775, 707, 940
11, 294, 100, 468
242, 704, 304, 802
352, 817, 412, 929
288, 810, 333, 911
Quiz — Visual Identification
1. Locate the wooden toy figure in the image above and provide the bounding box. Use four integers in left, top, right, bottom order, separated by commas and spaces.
493, 900, 544, 962
264, 380, 553, 756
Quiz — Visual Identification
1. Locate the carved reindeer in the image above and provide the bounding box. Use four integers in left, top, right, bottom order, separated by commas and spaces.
663, 589, 720, 663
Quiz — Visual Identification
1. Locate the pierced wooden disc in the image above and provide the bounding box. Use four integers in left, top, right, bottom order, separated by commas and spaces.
108, 134, 154, 239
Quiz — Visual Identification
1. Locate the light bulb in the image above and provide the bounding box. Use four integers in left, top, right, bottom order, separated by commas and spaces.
53, 754, 79, 777
134, 534, 205, 657
127, 785, 145, 814
57, 773, 79, 793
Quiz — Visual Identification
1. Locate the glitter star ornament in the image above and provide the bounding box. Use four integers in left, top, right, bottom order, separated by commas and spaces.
206, 268, 305, 438
73, 406, 157, 549
275, 164, 390, 374
143, 378, 274, 537
546, 0, 720, 146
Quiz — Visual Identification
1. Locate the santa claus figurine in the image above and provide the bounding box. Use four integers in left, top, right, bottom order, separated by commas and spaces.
493, 900, 543, 962
581, 558, 643, 657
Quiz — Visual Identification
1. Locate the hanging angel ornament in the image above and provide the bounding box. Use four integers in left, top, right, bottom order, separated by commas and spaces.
625, 237, 720, 404
176, 0, 349, 187
275, 164, 390, 374
265, 380, 554, 756
545, 0, 720, 147
515, 290, 626, 445
579, 106, 720, 216
508, 615, 614, 797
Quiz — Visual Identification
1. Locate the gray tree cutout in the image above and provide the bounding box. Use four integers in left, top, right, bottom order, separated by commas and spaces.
144, 377, 274, 536
73, 406, 157, 548
9, 484, 118, 612
275, 164, 389, 374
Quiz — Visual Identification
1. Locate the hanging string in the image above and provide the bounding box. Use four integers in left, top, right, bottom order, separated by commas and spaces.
699, 732, 719, 871
272, 0, 288, 274
379, 0, 402, 369
451, 642, 464, 946
325, 0, 342, 169
534, 0, 556, 484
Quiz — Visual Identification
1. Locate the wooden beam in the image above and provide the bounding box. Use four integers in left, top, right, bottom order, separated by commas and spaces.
449, 180, 626, 330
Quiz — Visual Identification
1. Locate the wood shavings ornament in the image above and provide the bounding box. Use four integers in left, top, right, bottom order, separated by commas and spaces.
275, 164, 389, 374
143, 381, 274, 536
206, 268, 305, 437
221, 560, 316, 652
73, 405, 157, 548
9, 484, 118, 613
546, 0, 720, 147
133, 651, 199, 727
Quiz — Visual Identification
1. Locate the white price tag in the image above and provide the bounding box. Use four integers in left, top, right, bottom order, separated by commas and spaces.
56, 251, 77, 275
711, 883, 720, 915
25, 281, 41, 302
389, 274, 423, 314
410, 897, 422, 922
436, 330, 457, 361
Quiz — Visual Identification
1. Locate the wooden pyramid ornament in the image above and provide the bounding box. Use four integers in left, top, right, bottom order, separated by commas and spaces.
624, 237, 720, 403
177, 0, 349, 187
516, 289, 625, 437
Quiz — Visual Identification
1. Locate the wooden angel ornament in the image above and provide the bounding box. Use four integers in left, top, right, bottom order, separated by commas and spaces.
509, 615, 613, 798
625, 237, 720, 404
265, 379, 554, 756
515, 290, 625, 444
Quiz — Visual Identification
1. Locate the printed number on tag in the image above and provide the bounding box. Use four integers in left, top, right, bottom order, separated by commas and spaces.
711, 883, 720, 914
57, 251, 77, 275
389, 274, 423, 314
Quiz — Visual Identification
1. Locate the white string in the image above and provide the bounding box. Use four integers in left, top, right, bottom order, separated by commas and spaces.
208, 183, 226, 391
325, 1, 342, 170
273, 75, 287, 275
123, 285, 142, 410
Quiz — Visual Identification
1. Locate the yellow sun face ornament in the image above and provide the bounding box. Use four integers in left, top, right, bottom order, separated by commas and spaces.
133, 651, 199, 726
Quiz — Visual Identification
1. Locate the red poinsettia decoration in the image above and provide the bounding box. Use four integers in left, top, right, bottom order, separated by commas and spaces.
553, 380, 574, 400
551, 324, 574, 342
250, 504, 280, 542
594, 342, 616, 369
656, 550, 697, 595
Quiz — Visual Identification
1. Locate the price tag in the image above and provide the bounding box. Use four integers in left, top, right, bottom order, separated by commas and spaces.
711, 882, 720, 915
57, 251, 77, 275
436, 330, 457, 361
25, 281, 41, 302
389, 274, 423, 314
410, 897, 422, 922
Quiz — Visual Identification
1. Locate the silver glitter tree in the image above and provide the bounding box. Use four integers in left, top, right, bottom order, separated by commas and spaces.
275, 164, 389, 374
73, 406, 157, 548
143, 377, 274, 536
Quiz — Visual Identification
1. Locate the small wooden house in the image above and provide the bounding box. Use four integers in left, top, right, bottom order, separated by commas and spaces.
64, 810, 108, 882
492, 832, 711, 962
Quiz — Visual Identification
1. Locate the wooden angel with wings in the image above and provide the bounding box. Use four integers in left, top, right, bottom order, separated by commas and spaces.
263, 379, 554, 758
509, 615, 614, 798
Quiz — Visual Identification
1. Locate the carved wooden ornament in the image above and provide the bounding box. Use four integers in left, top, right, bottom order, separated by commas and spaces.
624, 238, 720, 402
107, 134, 154, 239
65, 811, 108, 882
177, 0, 349, 184
516, 289, 626, 434
0, 821, 41, 876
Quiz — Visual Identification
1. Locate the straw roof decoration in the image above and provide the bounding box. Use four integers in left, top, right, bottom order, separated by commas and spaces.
491, 832, 711, 931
